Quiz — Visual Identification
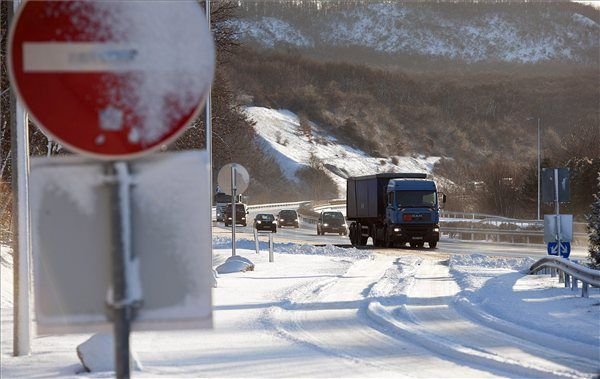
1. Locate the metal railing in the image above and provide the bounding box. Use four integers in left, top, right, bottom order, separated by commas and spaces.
529, 256, 600, 298
442, 227, 588, 245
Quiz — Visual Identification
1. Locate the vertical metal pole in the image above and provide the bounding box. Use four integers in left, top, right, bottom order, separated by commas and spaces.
11, 0, 32, 354
231, 165, 237, 256
537, 118, 541, 221
205, 0, 213, 211
253, 228, 259, 254
108, 162, 133, 379
555, 169, 561, 256
268, 233, 274, 263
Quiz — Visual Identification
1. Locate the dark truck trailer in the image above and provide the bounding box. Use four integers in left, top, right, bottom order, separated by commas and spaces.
346, 173, 444, 248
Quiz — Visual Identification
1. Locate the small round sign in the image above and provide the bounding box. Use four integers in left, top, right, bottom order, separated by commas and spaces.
9, 1, 214, 160
217, 164, 250, 196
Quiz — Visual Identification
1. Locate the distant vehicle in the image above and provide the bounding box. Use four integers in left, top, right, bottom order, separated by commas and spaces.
224, 203, 248, 227
253, 213, 277, 233
317, 211, 347, 236
277, 209, 299, 228
346, 173, 445, 248
215, 192, 232, 222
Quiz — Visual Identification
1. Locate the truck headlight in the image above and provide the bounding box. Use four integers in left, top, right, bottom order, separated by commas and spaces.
323, 223, 329, 227
272, 221, 277, 224
394, 228, 400, 232
295, 219, 299, 222
257, 221, 262, 224
228, 217, 232, 220
280, 219, 285, 222
433, 227, 440, 232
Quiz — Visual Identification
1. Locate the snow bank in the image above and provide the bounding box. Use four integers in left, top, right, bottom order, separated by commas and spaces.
449, 254, 600, 349
216, 255, 255, 274
213, 235, 371, 260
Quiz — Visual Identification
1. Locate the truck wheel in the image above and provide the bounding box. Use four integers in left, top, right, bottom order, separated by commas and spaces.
429, 242, 437, 249
410, 242, 417, 248
360, 236, 369, 245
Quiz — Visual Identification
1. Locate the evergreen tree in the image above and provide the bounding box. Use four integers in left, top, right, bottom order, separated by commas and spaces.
586, 174, 600, 268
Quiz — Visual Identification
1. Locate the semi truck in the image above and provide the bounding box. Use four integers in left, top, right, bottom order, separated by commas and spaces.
346, 173, 445, 248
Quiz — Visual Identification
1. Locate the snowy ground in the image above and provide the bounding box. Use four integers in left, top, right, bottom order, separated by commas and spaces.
245, 106, 445, 196
1, 240, 599, 378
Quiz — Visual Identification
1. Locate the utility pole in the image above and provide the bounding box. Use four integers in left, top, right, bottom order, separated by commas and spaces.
537, 117, 541, 221
9, 0, 33, 357
205, 0, 213, 202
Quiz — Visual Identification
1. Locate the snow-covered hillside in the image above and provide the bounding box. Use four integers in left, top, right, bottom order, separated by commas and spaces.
244, 106, 443, 196
232, 2, 599, 64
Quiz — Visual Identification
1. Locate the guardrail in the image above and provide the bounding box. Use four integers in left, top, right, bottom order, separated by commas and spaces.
442, 227, 588, 245
246, 201, 309, 211
529, 257, 600, 298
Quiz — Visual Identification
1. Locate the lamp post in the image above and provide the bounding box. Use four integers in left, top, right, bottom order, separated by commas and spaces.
527, 117, 541, 220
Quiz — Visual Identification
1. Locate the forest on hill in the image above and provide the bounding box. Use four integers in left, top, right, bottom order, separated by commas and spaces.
226, 47, 599, 218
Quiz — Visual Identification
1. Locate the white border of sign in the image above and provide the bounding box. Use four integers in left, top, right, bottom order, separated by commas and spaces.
8, 0, 214, 160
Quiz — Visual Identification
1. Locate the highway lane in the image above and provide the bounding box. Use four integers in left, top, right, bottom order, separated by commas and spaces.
214, 209, 589, 259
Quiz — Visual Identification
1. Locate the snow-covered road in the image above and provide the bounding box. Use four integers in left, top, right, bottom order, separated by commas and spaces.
1, 241, 598, 378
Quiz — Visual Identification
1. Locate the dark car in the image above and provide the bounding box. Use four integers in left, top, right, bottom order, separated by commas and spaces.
317, 211, 347, 236
253, 213, 277, 233
277, 209, 299, 228
224, 203, 248, 227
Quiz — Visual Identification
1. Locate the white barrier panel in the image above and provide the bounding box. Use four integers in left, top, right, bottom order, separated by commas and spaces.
30, 152, 213, 334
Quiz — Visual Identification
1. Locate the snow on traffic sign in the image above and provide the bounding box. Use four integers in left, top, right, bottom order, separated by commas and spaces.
8, 1, 214, 159
547, 241, 571, 258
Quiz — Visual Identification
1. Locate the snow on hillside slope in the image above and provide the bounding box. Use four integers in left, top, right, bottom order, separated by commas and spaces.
232, 3, 599, 64
245, 106, 442, 195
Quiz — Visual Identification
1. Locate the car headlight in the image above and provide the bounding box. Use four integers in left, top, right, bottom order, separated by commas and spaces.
323, 223, 329, 227
272, 221, 277, 224
295, 219, 299, 222
433, 227, 440, 232
257, 220, 262, 224
228, 217, 232, 220
242, 217, 246, 220
394, 228, 400, 232
280, 219, 285, 222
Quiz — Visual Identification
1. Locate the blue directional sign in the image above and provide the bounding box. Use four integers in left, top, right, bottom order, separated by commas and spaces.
547, 241, 571, 258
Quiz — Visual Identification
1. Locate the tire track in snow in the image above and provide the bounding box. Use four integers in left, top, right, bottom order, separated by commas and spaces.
366, 258, 596, 378
263, 255, 503, 378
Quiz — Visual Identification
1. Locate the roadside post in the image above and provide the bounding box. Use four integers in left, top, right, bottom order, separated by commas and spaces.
217, 164, 250, 257
252, 229, 275, 262
253, 228, 260, 254
8, 2, 215, 378
269, 234, 274, 263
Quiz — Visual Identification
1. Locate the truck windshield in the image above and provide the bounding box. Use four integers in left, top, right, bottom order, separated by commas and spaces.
396, 191, 436, 208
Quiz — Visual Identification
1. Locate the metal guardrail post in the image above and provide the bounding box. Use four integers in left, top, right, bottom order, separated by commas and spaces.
268, 233, 274, 263
582, 283, 589, 298
571, 277, 578, 290
564, 274, 570, 288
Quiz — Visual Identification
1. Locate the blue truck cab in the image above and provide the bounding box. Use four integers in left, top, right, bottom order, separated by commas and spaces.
347, 173, 445, 248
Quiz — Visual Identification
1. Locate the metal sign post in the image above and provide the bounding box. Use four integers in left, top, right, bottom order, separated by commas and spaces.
231, 165, 237, 256
107, 162, 139, 379
554, 169, 561, 254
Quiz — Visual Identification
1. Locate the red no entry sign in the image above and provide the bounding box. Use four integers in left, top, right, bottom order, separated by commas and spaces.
9, 1, 214, 159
